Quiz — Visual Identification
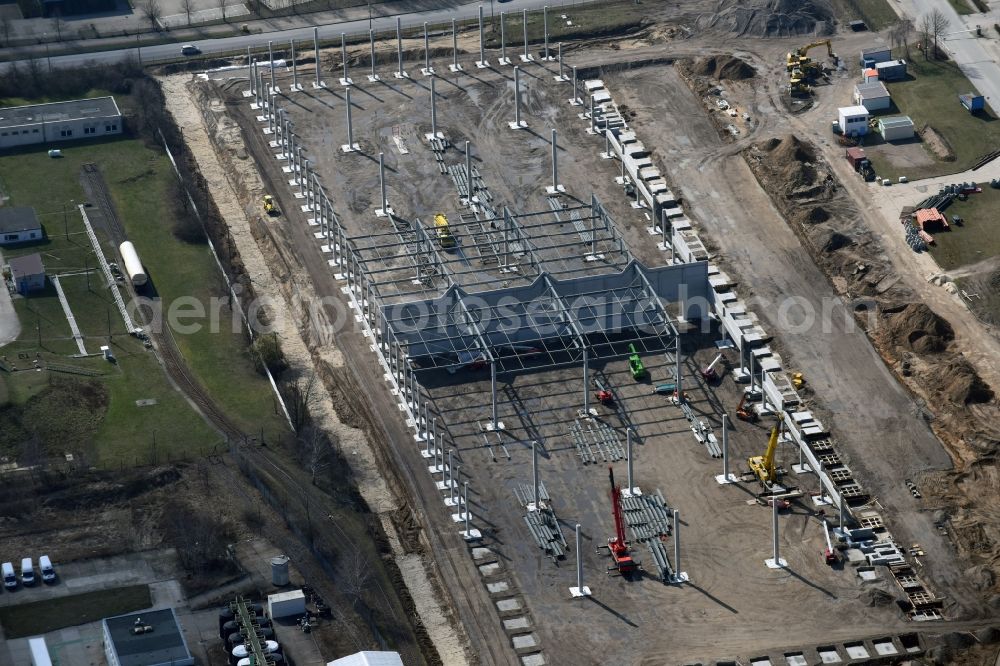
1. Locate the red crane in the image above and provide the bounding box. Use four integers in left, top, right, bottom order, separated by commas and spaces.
606, 467, 636, 575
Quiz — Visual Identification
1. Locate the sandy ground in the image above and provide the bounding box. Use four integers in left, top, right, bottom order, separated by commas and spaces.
159, 73, 470, 666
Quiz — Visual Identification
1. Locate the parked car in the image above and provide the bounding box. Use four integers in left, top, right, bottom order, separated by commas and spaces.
181, 44, 201, 56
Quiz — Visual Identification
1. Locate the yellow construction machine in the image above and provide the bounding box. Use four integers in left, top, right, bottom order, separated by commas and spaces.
748, 424, 780, 487
786, 40, 836, 73
262, 194, 277, 216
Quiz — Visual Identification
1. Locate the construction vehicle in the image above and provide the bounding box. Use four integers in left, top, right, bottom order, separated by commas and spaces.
747, 424, 780, 487
700, 353, 725, 382
603, 467, 636, 576
822, 519, 839, 565
594, 379, 614, 405
262, 195, 277, 215
627, 343, 647, 381
786, 40, 836, 74
735, 392, 758, 423
434, 213, 457, 249
792, 372, 805, 390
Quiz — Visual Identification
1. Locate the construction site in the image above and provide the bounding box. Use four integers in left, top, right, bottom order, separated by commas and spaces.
150, 3, 1000, 662
2, 1, 1000, 665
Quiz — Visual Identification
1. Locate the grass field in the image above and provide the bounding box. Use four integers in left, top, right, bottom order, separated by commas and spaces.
0, 584, 151, 638
929, 185, 1000, 271
868, 54, 1000, 181
0, 123, 286, 466
830, 0, 899, 31
946, 0, 975, 15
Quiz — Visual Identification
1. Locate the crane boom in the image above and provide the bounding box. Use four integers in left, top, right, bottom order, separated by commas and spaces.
748, 425, 780, 486
606, 467, 635, 574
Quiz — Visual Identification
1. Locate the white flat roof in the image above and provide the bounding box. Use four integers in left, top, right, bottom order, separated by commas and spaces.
838, 105, 869, 116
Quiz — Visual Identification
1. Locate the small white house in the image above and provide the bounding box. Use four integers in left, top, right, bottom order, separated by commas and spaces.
838, 105, 870, 137
0, 97, 122, 150
0, 207, 42, 245
854, 81, 891, 111
878, 115, 915, 142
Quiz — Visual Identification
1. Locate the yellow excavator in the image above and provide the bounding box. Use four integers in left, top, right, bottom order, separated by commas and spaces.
786, 40, 836, 73
748, 424, 780, 487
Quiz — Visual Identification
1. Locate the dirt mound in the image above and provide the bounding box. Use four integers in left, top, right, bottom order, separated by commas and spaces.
690, 55, 756, 80
822, 231, 853, 252
885, 303, 955, 354
806, 206, 830, 223
927, 357, 995, 405
702, 0, 834, 37
762, 134, 817, 164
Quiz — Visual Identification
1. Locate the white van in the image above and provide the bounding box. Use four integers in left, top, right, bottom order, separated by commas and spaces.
1, 562, 15, 589
39, 555, 55, 583
21, 558, 35, 586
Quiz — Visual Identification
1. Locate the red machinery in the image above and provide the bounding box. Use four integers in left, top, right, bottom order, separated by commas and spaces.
605, 467, 636, 576
823, 520, 839, 565
736, 392, 758, 423
594, 379, 614, 405
700, 353, 725, 382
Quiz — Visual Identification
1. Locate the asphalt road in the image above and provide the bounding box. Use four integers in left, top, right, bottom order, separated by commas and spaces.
898, 0, 1000, 113
10, 0, 582, 70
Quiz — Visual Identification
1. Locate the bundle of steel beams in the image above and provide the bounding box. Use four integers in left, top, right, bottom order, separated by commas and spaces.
571, 419, 625, 464
621, 490, 672, 543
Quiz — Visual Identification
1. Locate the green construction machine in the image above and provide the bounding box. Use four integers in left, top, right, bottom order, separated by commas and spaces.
627, 344, 647, 381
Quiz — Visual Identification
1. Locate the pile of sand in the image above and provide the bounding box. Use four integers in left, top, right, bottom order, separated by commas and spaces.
690, 55, 757, 81
926, 357, 995, 405
884, 303, 955, 354
701, 0, 834, 37
755, 135, 823, 196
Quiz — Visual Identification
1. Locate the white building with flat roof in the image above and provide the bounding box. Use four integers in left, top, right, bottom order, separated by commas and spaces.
838, 105, 870, 137
0, 97, 122, 149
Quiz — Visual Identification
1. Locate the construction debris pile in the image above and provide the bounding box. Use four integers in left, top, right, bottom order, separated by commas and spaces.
700, 0, 834, 37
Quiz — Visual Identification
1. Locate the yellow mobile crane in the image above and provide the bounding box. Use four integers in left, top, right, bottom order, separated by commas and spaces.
748, 424, 781, 487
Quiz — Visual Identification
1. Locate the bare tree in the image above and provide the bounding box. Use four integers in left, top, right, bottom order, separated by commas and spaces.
140, 0, 162, 31
337, 550, 372, 611
217, 0, 228, 23
52, 10, 63, 41
920, 13, 933, 60
929, 9, 950, 60
298, 425, 330, 486
2, 17, 11, 46
181, 0, 194, 26
895, 19, 913, 59
285, 373, 318, 432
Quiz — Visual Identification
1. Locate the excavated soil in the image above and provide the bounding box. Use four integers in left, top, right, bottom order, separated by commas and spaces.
743, 132, 1000, 600
689, 55, 757, 80
699, 0, 834, 37
884, 303, 956, 355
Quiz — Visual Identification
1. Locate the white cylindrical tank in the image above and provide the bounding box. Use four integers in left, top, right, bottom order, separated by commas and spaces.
270, 555, 290, 586
118, 241, 147, 287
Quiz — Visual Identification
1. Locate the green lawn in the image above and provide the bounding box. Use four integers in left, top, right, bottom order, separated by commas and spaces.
0, 584, 151, 638
107, 145, 287, 441
830, 0, 899, 31
867, 54, 1000, 181
0, 130, 286, 466
928, 184, 1000, 271
946, 0, 975, 15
